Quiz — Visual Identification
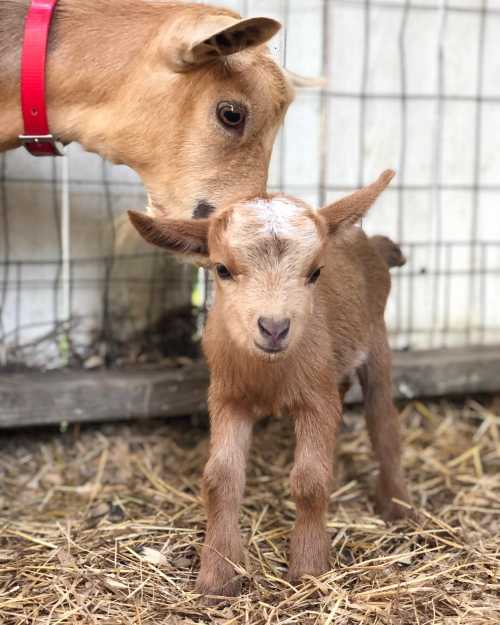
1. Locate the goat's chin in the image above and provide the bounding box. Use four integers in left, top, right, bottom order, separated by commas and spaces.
251, 342, 290, 363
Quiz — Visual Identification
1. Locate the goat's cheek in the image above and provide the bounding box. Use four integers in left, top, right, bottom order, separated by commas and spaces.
224, 288, 257, 350
309, 294, 315, 315
241, 282, 268, 339
287, 287, 313, 342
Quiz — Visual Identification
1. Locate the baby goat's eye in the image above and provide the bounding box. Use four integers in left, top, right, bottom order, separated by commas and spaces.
307, 267, 322, 285
216, 264, 232, 280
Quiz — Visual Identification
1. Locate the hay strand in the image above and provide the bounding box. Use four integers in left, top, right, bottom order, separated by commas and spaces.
0, 398, 499, 623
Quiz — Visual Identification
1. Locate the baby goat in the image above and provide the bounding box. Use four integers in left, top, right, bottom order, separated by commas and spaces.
128, 170, 412, 598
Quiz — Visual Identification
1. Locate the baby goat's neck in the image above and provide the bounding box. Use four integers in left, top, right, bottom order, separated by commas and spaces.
203, 305, 333, 416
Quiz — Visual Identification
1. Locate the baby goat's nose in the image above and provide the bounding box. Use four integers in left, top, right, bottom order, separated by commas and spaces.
258, 316, 291, 342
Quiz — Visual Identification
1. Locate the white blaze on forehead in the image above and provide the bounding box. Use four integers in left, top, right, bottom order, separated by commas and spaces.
250, 197, 307, 237
228, 196, 319, 248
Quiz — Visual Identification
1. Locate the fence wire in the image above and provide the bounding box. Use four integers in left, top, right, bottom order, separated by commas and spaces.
1, 0, 499, 369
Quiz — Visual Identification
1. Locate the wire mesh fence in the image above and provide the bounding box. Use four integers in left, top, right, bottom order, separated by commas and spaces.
1, 0, 499, 370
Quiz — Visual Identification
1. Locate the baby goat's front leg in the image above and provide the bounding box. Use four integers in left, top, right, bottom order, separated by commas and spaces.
288, 395, 341, 582
196, 399, 253, 598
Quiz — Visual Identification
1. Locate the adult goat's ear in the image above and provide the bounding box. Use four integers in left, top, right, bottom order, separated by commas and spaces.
283, 69, 326, 89
164, 15, 281, 71
128, 211, 209, 261
319, 170, 395, 234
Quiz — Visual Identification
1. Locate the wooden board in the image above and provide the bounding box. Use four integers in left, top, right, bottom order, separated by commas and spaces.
0, 363, 209, 428
1, 346, 499, 428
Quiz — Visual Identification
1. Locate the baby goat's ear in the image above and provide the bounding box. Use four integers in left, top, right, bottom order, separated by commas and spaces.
128, 210, 209, 261
319, 170, 395, 234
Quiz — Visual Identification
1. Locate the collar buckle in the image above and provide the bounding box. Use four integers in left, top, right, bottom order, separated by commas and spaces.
18, 133, 65, 157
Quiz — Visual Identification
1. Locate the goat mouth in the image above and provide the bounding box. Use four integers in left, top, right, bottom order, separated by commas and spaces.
254, 341, 286, 355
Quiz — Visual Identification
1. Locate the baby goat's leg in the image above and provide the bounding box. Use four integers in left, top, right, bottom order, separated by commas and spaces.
196, 402, 253, 598
357, 331, 412, 521
288, 396, 341, 582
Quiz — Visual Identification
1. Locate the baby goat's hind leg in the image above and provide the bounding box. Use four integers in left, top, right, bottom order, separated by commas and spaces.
357, 333, 412, 521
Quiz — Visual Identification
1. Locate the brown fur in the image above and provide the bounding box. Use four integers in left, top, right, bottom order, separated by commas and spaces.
370, 234, 407, 268
0, 0, 294, 218
129, 170, 413, 598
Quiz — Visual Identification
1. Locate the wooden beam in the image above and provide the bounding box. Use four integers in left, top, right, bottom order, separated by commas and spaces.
392, 346, 500, 398
345, 345, 500, 404
1, 346, 499, 428
0, 363, 209, 429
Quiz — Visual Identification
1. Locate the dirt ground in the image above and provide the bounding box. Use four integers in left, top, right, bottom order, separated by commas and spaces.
0, 397, 499, 624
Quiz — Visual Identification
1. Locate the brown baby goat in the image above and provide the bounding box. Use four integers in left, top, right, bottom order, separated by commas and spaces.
128, 170, 412, 597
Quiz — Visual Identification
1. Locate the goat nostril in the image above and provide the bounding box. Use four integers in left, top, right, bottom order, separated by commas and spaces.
258, 317, 291, 342
278, 319, 291, 340
258, 317, 272, 337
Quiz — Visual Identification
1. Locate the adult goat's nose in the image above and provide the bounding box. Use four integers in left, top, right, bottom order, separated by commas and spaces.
258, 317, 291, 342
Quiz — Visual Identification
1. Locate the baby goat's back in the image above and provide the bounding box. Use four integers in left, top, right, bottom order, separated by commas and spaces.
318, 227, 394, 375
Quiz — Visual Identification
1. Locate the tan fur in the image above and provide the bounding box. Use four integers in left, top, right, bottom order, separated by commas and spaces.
0, 0, 294, 218
129, 170, 413, 598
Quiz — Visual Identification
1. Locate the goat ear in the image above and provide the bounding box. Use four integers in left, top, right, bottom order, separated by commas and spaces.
165, 16, 281, 71
283, 69, 326, 89
319, 170, 395, 234
128, 210, 209, 261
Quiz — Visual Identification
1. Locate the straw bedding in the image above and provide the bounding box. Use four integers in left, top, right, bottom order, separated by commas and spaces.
0, 397, 499, 624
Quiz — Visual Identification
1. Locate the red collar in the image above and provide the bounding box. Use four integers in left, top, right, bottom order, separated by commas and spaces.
19, 0, 64, 156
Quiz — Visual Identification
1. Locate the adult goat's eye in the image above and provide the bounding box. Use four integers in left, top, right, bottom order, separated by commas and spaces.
216, 101, 246, 131
307, 267, 322, 284
216, 264, 232, 280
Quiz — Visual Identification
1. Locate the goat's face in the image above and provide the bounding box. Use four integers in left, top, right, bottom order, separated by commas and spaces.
112, 14, 295, 220
152, 54, 293, 221
128, 170, 396, 359
206, 198, 326, 359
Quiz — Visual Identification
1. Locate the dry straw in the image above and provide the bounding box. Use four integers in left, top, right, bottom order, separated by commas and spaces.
1, 397, 499, 624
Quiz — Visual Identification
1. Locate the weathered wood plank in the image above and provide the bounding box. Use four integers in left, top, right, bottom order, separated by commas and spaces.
346, 345, 500, 404
0, 346, 499, 428
0, 363, 209, 428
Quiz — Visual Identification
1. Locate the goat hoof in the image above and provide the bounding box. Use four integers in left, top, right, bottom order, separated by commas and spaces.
287, 557, 329, 584
287, 564, 329, 584
288, 529, 330, 583
195, 572, 242, 600
376, 485, 416, 522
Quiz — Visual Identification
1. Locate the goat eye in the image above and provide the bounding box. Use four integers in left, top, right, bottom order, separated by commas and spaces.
216, 264, 232, 280
216, 101, 246, 131
307, 267, 321, 284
